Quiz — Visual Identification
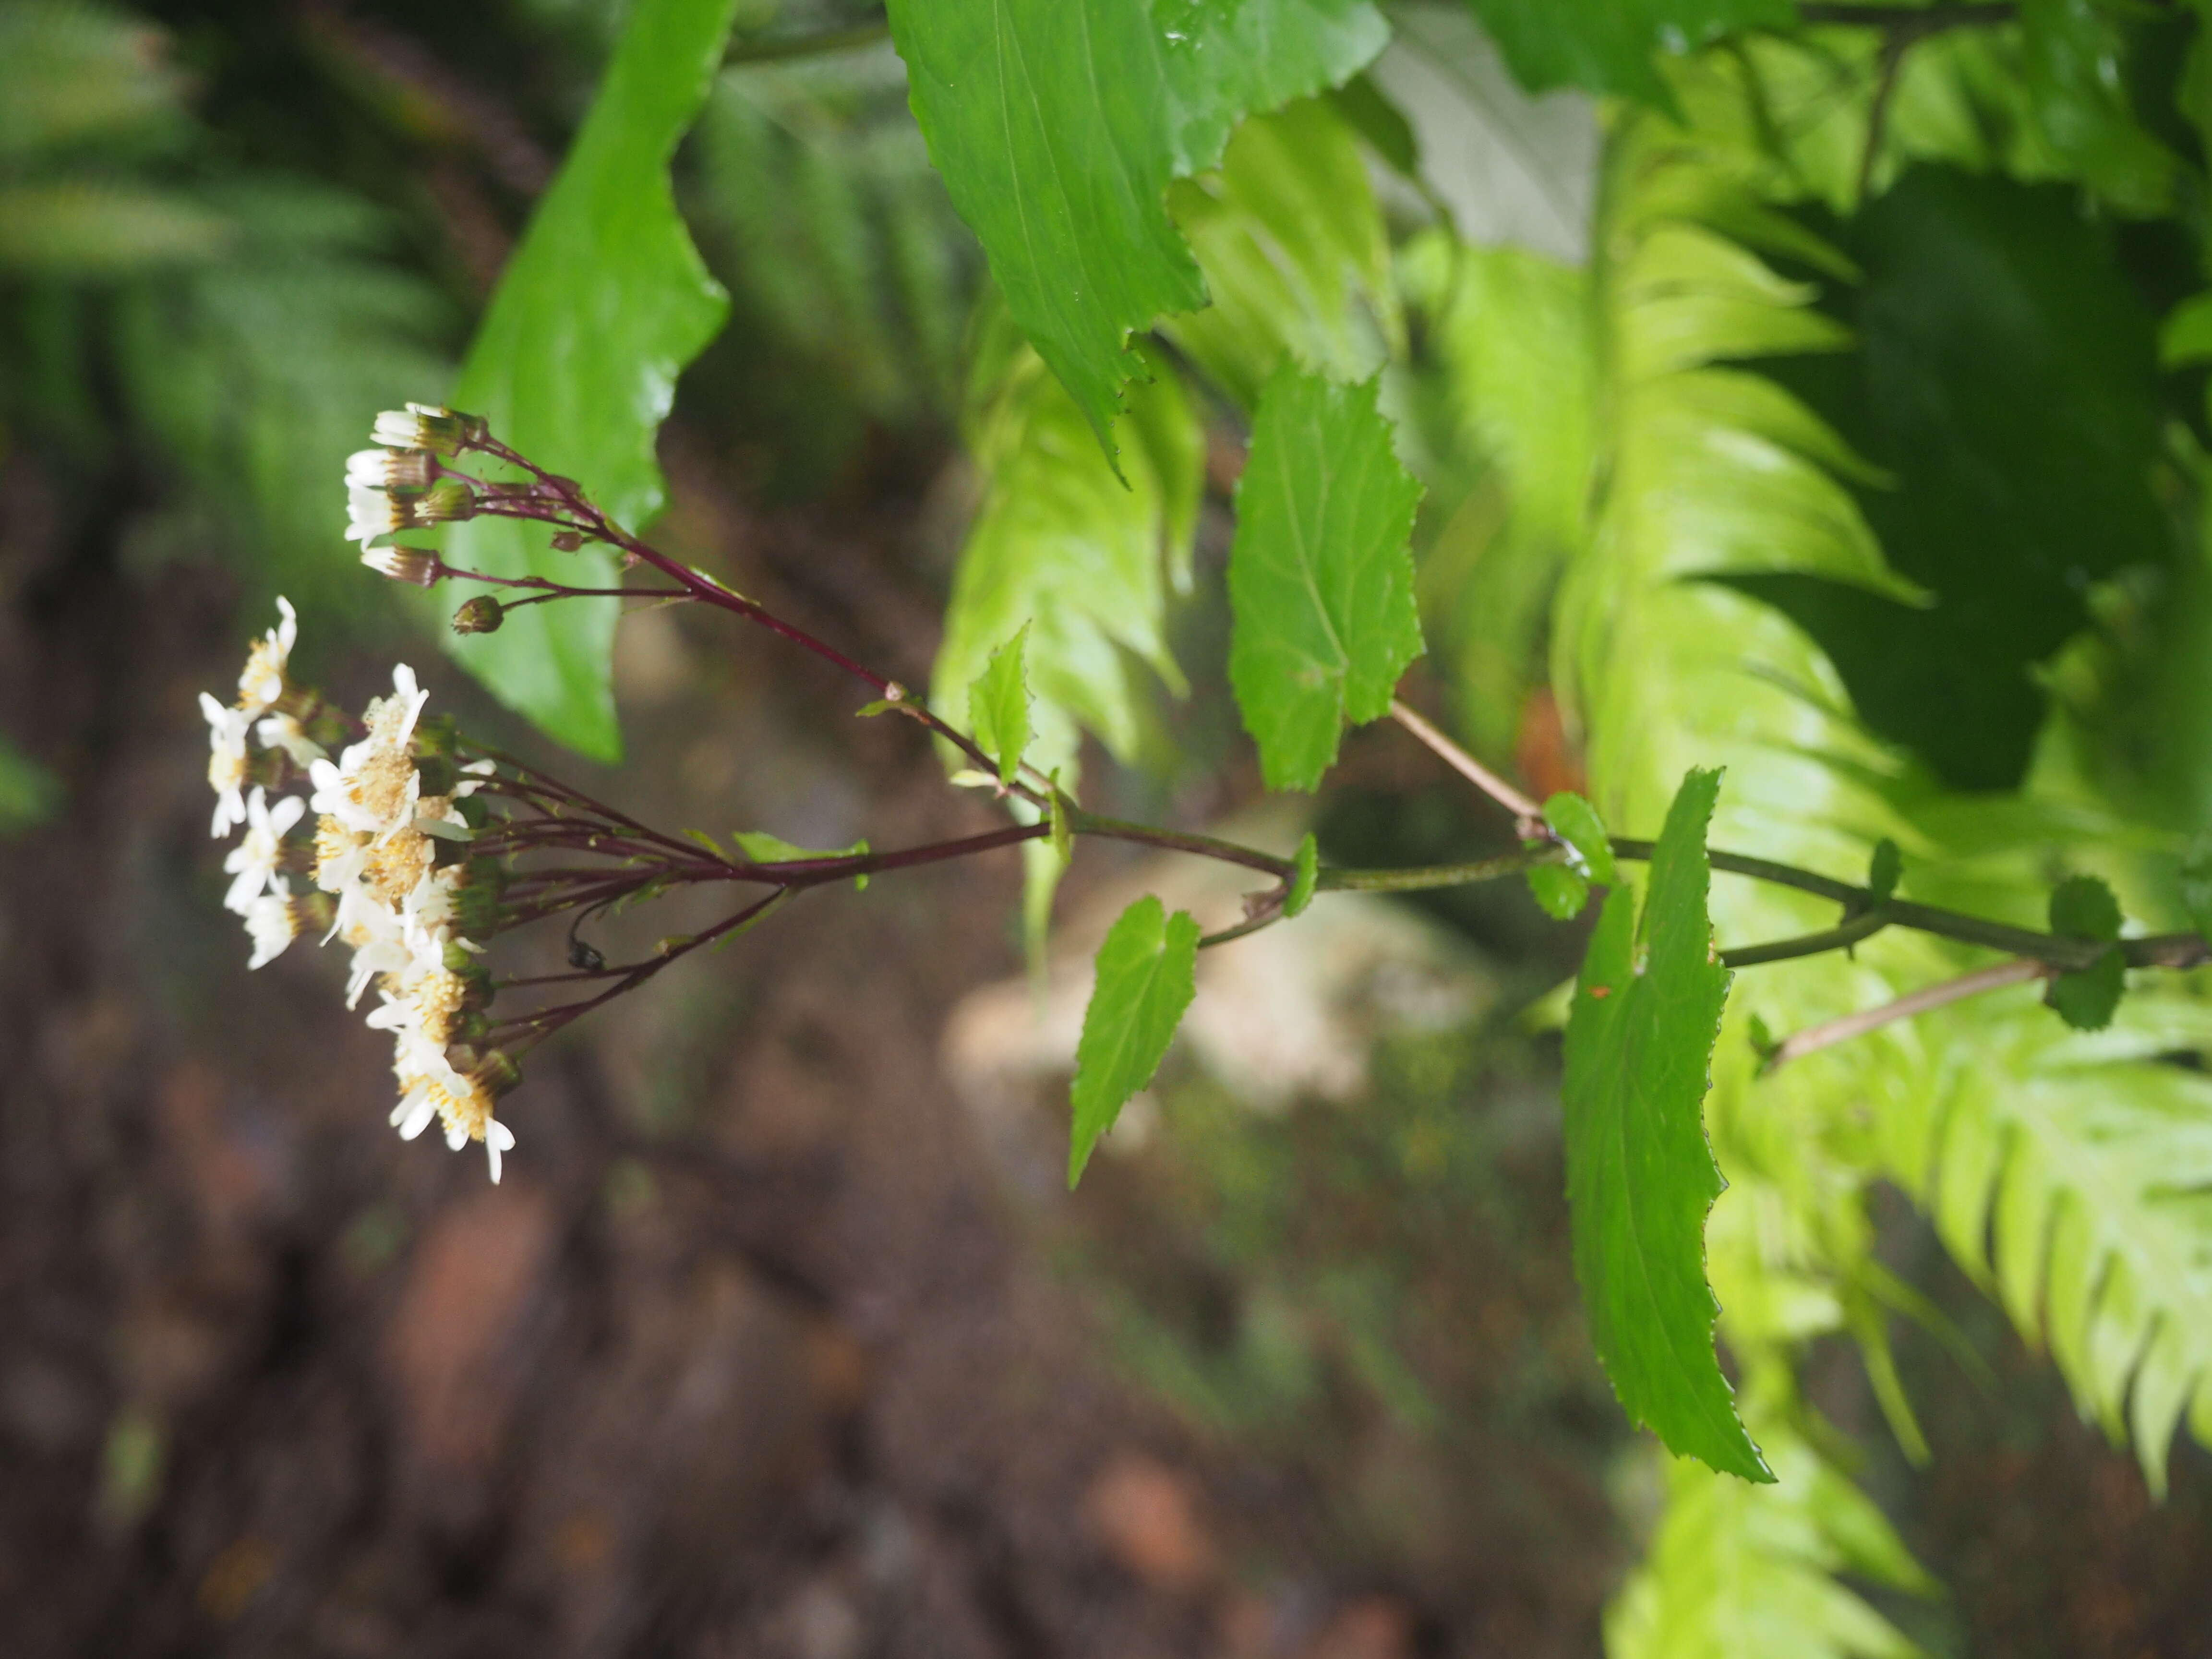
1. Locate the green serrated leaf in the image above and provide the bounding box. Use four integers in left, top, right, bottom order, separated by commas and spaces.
1867, 837, 1902, 903
887, 0, 1386, 453
1285, 832, 1320, 918
1527, 863, 1590, 921
1228, 366, 1424, 792
1466, 0, 1793, 106
435, 0, 741, 761
968, 622, 1032, 787
733, 830, 871, 890
1543, 791, 1616, 884
1069, 896, 1201, 1188
1563, 767, 1769, 1482
2050, 873, 2123, 942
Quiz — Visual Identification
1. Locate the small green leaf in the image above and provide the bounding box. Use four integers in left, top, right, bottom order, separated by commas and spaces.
2180, 834, 2212, 945
733, 830, 871, 890
2044, 875, 2126, 1030
2047, 950, 2126, 1032
967, 622, 1032, 787
887, 0, 1386, 453
436, 0, 741, 761
1069, 896, 1200, 1188
1527, 863, 1591, 921
1746, 1010, 1779, 1065
1285, 832, 1320, 918
1228, 366, 1424, 792
1867, 838, 1902, 903
2050, 873, 2122, 942
1543, 791, 1616, 884
1563, 767, 1769, 1481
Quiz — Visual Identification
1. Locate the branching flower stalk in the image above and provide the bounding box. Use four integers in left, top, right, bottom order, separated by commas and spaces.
201, 403, 2212, 1183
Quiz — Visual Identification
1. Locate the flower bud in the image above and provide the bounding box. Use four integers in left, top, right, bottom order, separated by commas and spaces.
451, 595, 504, 635
346, 447, 437, 491
414, 478, 477, 525
371, 403, 488, 456
360, 545, 443, 586
549, 531, 585, 553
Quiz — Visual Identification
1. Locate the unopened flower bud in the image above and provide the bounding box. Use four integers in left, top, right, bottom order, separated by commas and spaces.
451, 595, 504, 635
346, 447, 437, 491
549, 531, 585, 553
360, 545, 443, 586
416, 478, 476, 524
371, 402, 487, 457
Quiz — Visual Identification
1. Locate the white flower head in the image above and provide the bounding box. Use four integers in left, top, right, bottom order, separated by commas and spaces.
256, 711, 328, 768
222, 786, 306, 913
371, 403, 483, 457
243, 880, 299, 969
346, 448, 435, 492
360, 545, 442, 587
237, 597, 299, 717
336, 893, 412, 1008
345, 483, 408, 546
201, 692, 252, 837
308, 665, 431, 842
389, 1063, 516, 1182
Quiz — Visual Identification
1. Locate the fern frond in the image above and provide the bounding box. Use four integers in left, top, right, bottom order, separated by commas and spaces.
1854, 984, 2212, 1497
1610, 1415, 1933, 1659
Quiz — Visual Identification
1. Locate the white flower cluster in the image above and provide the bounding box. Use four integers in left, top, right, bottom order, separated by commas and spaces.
345, 402, 485, 551
202, 600, 516, 1181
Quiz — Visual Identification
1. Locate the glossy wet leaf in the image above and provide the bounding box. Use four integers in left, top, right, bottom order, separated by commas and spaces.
437, 0, 741, 761
1228, 366, 1424, 792
1069, 896, 1201, 1187
1563, 768, 1768, 1481
1545, 791, 1616, 884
